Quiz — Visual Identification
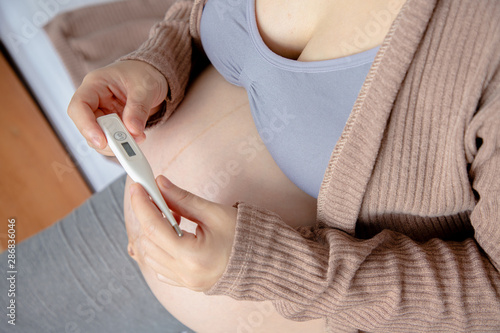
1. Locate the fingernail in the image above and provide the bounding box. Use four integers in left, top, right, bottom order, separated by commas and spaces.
158, 176, 172, 189
91, 134, 102, 148
84, 128, 101, 148
127, 244, 135, 256
157, 273, 168, 282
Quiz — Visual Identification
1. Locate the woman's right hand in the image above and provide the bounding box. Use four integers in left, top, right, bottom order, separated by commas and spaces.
67, 60, 168, 155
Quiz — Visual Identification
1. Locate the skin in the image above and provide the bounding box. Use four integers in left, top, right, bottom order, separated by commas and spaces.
125, 66, 322, 332
68, 60, 168, 153
68, 0, 406, 331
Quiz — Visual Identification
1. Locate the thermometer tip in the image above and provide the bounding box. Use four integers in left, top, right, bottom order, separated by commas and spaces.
173, 224, 183, 237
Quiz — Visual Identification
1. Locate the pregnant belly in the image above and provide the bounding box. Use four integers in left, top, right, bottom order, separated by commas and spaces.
123, 65, 324, 332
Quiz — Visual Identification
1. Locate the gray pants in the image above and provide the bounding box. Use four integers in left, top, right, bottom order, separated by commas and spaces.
0, 176, 193, 333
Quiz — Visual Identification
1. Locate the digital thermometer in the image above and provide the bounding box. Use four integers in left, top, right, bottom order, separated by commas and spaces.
97, 114, 183, 237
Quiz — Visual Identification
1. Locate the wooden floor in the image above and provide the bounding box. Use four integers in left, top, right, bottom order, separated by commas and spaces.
0, 51, 92, 251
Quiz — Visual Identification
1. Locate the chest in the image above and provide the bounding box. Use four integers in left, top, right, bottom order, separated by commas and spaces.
255, 0, 405, 61
201, 0, 381, 198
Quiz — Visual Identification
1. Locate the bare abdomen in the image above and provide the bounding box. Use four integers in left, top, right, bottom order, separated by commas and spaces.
123, 65, 324, 332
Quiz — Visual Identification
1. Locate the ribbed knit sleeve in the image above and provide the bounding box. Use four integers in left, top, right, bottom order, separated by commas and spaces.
212, 199, 499, 332
208, 202, 500, 331
466, 54, 500, 272
120, 0, 206, 121
207, 0, 500, 331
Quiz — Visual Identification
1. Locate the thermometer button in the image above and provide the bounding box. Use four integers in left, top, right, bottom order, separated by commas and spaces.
114, 131, 127, 141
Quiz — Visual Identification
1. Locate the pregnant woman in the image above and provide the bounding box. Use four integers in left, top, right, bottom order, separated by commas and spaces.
4, 0, 500, 332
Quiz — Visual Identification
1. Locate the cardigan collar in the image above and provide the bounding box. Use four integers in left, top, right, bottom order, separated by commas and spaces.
316, 0, 439, 234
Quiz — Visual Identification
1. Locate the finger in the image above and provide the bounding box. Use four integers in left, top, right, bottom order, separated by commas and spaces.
139, 249, 183, 287
138, 233, 175, 263
127, 243, 135, 257
68, 85, 106, 149
92, 145, 115, 157
156, 176, 215, 229
156, 273, 183, 287
121, 87, 154, 139
86, 134, 115, 156
139, 238, 179, 281
172, 211, 182, 224
139, 240, 183, 287
127, 243, 140, 263
129, 183, 195, 253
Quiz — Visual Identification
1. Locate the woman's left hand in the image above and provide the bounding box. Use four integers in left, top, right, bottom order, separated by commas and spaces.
128, 175, 237, 292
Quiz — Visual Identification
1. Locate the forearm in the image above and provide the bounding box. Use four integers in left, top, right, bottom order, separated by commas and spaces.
207, 203, 500, 331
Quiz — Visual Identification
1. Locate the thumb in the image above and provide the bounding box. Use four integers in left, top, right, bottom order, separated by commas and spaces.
122, 87, 154, 140
156, 176, 212, 226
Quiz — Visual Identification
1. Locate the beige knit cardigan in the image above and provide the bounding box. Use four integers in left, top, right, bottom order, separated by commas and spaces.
122, 0, 500, 331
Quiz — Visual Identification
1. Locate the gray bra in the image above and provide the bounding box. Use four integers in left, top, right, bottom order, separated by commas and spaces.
200, 0, 378, 198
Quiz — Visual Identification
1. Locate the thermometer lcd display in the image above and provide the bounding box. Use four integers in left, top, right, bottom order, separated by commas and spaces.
121, 142, 136, 157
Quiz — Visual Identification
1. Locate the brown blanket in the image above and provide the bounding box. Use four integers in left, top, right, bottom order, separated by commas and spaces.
44, 0, 175, 87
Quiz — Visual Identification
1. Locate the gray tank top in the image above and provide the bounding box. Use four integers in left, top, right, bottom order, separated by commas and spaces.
200, 0, 378, 198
